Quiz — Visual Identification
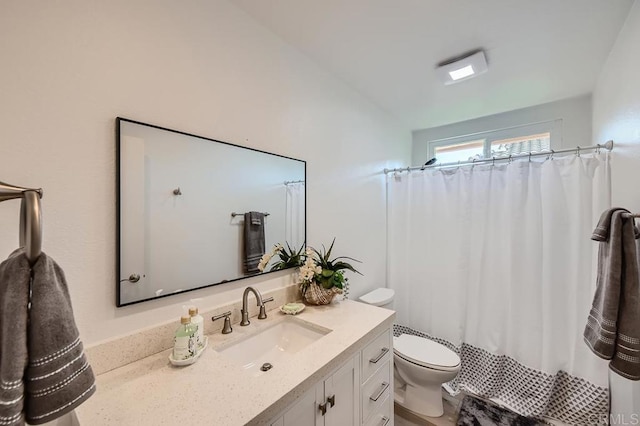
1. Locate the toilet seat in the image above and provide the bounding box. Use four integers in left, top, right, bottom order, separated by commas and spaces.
393, 334, 460, 371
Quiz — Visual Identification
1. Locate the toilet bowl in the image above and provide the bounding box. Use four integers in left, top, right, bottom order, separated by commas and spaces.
359, 288, 461, 418
393, 334, 460, 417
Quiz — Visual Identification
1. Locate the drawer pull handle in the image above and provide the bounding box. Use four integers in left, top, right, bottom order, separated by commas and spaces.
381, 416, 390, 426
369, 347, 389, 364
327, 394, 335, 408
318, 402, 327, 416
369, 381, 389, 402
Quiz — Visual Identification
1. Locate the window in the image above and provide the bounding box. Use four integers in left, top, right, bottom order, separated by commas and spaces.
427, 120, 561, 164
434, 139, 484, 163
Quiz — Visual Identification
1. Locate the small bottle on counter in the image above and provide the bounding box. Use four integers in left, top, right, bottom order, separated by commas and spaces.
173, 315, 197, 361
189, 307, 205, 350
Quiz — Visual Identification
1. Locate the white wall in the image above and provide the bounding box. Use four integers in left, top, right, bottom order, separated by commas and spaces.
0, 0, 410, 345
412, 94, 592, 166
592, 0, 640, 417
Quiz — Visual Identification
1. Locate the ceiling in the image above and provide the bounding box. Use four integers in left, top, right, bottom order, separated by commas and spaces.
232, 0, 634, 131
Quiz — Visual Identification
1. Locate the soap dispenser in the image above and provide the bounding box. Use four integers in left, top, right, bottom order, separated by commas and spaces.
189, 307, 205, 350
173, 316, 197, 361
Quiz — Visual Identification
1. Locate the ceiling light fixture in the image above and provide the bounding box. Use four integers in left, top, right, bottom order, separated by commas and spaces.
436, 50, 488, 85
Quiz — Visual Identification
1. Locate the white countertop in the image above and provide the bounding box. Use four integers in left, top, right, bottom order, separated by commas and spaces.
76, 300, 395, 425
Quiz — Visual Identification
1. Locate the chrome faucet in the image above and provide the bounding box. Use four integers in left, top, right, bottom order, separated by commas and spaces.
240, 286, 274, 326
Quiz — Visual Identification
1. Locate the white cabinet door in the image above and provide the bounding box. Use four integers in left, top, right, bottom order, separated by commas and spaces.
278, 354, 359, 426
282, 386, 318, 426
270, 328, 392, 426
324, 356, 359, 426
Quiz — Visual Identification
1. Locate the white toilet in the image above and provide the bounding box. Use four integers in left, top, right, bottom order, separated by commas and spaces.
358, 288, 461, 418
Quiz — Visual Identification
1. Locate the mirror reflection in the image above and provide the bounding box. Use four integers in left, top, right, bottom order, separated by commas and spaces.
117, 118, 306, 306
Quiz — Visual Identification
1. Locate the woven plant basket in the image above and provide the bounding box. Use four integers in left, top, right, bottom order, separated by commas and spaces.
302, 283, 343, 305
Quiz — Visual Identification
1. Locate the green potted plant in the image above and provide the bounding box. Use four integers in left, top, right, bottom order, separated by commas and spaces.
299, 238, 361, 305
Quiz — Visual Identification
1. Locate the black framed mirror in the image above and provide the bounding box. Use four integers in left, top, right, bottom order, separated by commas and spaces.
116, 118, 306, 306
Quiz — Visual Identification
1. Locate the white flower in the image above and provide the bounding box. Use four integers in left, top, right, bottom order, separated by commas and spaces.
296, 249, 321, 284
258, 252, 274, 272
258, 244, 285, 272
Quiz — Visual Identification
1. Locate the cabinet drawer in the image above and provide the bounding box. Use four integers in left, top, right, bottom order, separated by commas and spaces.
362, 360, 391, 423
364, 394, 392, 426
361, 329, 391, 383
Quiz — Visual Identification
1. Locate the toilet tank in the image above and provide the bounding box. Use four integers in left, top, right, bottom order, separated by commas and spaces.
358, 288, 395, 309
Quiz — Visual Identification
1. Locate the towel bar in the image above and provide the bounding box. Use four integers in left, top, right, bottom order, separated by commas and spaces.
231, 212, 270, 217
623, 213, 640, 219
0, 181, 43, 265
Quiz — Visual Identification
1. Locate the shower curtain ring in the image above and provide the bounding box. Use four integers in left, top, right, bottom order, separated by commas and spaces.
508, 155, 513, 164
596, 144, 601, 154
550, 149, 555, 160
528, 152, 532, 162
576, 146, 581, 157
492, 157, 496, 166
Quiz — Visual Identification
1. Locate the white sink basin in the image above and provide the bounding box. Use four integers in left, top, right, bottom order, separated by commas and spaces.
216, 317, 331, 376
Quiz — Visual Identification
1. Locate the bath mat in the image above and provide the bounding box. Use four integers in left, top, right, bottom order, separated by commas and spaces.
457, 395, 542, 426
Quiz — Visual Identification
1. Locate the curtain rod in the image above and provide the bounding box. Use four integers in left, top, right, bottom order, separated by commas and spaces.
384, 140, 614, 174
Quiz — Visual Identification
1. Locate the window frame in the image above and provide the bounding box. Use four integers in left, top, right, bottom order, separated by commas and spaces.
426, 119, 562, 162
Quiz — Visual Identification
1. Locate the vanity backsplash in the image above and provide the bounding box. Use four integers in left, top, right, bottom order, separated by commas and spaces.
86, 283, 300, 375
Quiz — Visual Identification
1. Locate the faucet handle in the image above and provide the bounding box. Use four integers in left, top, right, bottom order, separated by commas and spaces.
258, 297, 274, 320
212, 311, 233, 334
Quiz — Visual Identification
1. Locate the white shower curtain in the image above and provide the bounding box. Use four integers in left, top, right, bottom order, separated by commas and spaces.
285, 182, 305, 250
387, 153, 611, 423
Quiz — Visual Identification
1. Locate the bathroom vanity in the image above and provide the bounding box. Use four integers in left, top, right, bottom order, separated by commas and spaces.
76, 299, 395, 425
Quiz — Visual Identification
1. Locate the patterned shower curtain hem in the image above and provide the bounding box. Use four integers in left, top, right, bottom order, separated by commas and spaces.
393, 324, 609, 425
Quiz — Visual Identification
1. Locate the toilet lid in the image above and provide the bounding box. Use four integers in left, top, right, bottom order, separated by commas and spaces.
393, 334, 460, 369
358, 288, 395, 306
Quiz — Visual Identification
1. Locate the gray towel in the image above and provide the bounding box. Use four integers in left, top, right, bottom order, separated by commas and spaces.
584, 208, 640, 380
243, 212, 265, 274
0, 249, 95, 425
